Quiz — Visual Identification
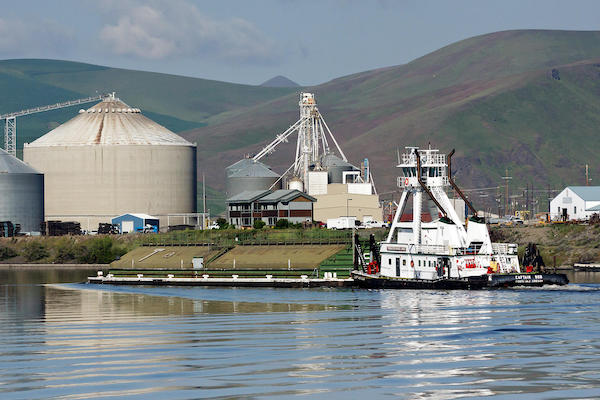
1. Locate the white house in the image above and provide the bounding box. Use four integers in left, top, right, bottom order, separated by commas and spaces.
550, 186, 600, 221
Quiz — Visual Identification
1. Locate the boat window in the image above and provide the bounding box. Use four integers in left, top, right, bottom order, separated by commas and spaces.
388, 258, 391, 265
402, 259, 406, 266
418, 260, 421, 267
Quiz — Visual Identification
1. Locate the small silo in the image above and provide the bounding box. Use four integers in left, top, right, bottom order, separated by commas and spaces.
0, 148, 44, 233
322, 154, 357, 183
23, 95, 196, 231
225, 159, 281, 198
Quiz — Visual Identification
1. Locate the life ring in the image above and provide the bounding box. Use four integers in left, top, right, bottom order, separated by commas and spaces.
410, 260, 414, 268
404, 178, 409, 186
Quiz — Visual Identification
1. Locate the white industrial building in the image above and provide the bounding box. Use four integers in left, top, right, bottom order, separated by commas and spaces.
23, 94, 197, 231
550, 186, 600, 221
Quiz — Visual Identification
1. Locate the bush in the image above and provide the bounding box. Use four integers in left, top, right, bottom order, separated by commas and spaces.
22, 241, 49, 262
253, 220, 266, 230
0, 246, 17, 261
275, 219, 290, 229
54, 238, 78, 263
77, 237, 127, 264
216, 218, 229, 230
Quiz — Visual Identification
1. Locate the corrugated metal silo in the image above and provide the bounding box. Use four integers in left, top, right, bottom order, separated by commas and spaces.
0, 149, 44, 232
322, 154, 357, 183
23, 95, 196, 231
225, 159, 281, 198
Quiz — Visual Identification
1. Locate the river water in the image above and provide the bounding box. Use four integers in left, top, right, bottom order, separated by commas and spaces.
1, 269, 600, 399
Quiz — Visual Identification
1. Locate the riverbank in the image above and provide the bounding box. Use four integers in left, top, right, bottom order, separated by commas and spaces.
490, 223, 600, 267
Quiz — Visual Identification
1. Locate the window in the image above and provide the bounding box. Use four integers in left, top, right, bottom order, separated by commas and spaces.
574, 206, 577, 214
558, 207, 560, 214
395, 258, 400, 276
388, 258, 392, 265
418, 260, 421, 267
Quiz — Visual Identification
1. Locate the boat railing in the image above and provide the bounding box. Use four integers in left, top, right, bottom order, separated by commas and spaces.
415, 244, 453, 255
491, 243, 518, 255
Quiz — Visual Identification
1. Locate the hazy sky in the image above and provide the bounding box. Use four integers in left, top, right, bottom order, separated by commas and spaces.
2, 0, 599, 85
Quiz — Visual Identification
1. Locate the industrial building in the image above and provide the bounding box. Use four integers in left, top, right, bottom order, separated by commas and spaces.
226, 93, 383, 224
226, 189, 315, 228
0, 148, 44, 233
550, 186, 600, 221
112, 213, 160, 233
23, 94, 197, 231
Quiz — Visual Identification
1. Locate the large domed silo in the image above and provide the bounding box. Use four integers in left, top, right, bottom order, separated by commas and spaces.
225, 159, 281, 198
0, 148, 44, 233
322, 154, 357, 183
23, 95, 196, 231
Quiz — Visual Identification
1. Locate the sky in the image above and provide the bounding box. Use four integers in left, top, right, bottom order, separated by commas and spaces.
1, 0, 599, 86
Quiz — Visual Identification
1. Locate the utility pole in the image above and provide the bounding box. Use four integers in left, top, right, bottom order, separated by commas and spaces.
501, 168, 512, 216
202, 172, 206, 229
586, 164, 590, 186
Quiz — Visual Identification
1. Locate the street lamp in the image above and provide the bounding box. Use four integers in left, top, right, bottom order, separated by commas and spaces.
347, 198, 353, 217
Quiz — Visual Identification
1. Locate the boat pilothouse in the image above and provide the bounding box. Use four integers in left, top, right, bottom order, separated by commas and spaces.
379, 146, 520, 281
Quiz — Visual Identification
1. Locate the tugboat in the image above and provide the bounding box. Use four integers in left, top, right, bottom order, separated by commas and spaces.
352, 146, 568, 289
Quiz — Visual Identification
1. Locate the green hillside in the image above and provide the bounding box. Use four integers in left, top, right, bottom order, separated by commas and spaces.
0, 59, 297, 151
183, 30, 600, 213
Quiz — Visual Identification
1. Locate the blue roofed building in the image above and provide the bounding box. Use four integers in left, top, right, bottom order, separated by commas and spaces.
550, 186, 600, 221
112, 213, 160, 233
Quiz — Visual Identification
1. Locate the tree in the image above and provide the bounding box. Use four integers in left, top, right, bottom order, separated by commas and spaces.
253, 220, 266, 229
0, 246, 17, 261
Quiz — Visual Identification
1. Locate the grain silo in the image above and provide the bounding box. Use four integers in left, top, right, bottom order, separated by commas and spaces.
225, 158, 281, 199
0, 148, 44, 233
23, 94, 196, 231
322, 154, 357, 183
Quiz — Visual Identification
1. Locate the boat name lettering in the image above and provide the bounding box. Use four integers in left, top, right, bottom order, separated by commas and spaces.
387, 246, 407, 252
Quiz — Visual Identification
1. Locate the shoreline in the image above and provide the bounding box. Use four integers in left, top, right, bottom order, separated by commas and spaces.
0, 263, 109, 270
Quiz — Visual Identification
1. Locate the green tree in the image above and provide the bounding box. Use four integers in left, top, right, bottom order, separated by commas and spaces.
54, 238, 77, 263
216, 218, 229, 229
253, 220, 266, 229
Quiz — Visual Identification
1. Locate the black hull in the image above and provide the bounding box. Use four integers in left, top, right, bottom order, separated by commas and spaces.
351, 271, 569, 290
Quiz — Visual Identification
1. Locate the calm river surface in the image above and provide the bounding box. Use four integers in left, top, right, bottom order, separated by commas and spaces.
1, 269, 600, 399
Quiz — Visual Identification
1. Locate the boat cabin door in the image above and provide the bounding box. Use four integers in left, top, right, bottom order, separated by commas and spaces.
437, 257, 450, 278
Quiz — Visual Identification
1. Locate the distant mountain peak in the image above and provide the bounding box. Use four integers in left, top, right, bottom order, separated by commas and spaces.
260, 75, 300, 87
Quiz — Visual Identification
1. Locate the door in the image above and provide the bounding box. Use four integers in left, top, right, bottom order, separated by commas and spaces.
122, 220, 134, 233
395, 258, 400, 276
562, 208, 568, 221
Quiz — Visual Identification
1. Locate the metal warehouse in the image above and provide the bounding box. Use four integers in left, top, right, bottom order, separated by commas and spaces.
112, 213, 160, 234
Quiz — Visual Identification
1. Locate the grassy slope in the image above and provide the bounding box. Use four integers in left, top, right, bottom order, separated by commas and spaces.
183, 30, 600, 210
0, 58, 297, 134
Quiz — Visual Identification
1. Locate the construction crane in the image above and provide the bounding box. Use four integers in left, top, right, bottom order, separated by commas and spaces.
1, 93, 110, 157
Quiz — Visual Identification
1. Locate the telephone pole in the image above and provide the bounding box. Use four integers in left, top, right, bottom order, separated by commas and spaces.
501, 168, 512, 216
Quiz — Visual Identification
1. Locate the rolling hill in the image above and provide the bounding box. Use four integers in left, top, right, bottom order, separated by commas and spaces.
0, 59, 298, 151
182, 30, 600, 213
3, 30, 600, 215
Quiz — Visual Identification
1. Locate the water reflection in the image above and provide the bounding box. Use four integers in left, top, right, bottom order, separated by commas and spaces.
0, 270, 599, 399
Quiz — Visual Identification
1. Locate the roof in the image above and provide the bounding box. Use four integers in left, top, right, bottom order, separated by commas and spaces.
0, 148, 42, 174
226, 190, 272, 203
566, 186, 600, 201
26, 97, 193, 147
321, 153, 356, 169
586, 204, 600, 211
228, 161, 280, 178
113, 213, 159, 220
258, 189, 316, 203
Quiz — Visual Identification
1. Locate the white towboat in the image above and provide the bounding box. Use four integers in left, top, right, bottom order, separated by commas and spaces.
352, 146, 568, 289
